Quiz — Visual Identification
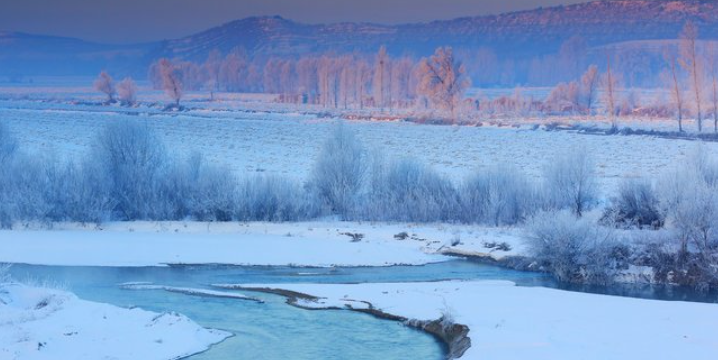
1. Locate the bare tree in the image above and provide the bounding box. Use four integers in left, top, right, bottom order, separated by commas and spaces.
355, 59, 371, 109
117, 77, 138, 106
158, 59, 183, 107
204, 49, 222, 100
664, 47, 686, 132
680, 21, 704, 132
417, 47, 471, 123
94, 71, 116, 103
220, 48, 248, 92
708, 43, 718, 133
580, 65, 599, 115
602, 52, 619, 129
373, 46, 389, 111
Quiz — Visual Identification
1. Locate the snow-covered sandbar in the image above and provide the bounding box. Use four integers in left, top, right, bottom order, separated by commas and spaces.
241, 280, 718, 360
0, 283, 231, 360
0, 221, 521, 267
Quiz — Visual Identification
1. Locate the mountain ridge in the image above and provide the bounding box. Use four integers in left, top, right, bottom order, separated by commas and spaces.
2, 0, 718, 80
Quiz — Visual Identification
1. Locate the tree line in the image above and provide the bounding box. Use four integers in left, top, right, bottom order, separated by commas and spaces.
93, 21, 718, 131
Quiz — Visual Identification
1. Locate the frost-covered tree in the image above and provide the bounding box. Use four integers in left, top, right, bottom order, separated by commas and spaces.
94, 71, 116, 103
310, 122, 366, 218
417, 47, 470, 122
543, 148, 598, 217
117, 77, 138, 106
158, 58, 183, 107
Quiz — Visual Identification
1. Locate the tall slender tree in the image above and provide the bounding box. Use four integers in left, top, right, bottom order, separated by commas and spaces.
664, 47, 685, 132
680, 21, 703, 132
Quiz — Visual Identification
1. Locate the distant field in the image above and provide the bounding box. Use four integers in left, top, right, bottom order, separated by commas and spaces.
0, 82, 714, 200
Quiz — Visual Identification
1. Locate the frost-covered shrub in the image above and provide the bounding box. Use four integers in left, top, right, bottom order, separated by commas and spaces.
542, 148, 598, 217
525, 210, 627, 284
92, 121, 172, 220
602, 179, 664, 229
43, 160, 113, 224
368, 158, 456, 222
310, 123, 366, 219
0, 122, 18, 163
237, 175, 316, 222
658, 146, 718, 254
0, 153, 54, 227
179, 154, 237, 221
459, 167, 536, 225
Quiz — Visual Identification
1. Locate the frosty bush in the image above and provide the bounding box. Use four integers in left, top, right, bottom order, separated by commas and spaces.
542, 148, 598, 216
45, 161, 113, 224
180, 154, 238, 221
0, 122, 18, 163
459, 167, 536, 225
658, 146, 718, 255
368, 158, 456, 222
602, 179, 664, 229
310, 123, 366, 219
92, 120, 172, 220
525, 210, 627, 283
238, 175, 317, 222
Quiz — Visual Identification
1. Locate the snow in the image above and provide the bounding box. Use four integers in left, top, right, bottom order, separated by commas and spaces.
0, 221, 472, 267
246, 280, 718, 360
0, 283, 231, 360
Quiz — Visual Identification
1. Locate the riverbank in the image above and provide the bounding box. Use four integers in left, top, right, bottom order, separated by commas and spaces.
237, 280, 718, 360
0, 282, 231, 360
0, 221, 523, 267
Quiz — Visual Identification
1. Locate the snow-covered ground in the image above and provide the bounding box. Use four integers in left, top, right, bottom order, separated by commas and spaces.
247, 280, 718, 360
0, 282, 231, 360
0, 221, 524, 267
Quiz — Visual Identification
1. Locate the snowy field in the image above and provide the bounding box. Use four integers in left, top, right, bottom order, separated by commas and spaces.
250, 280, 718, 360
0, 282, 230, 360
1, 86, 716, 199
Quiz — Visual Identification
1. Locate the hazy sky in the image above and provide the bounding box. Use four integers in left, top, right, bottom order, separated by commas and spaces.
1, 0, 588, 43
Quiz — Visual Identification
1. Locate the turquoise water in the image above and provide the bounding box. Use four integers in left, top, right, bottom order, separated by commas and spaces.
7, 261, 716, 359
